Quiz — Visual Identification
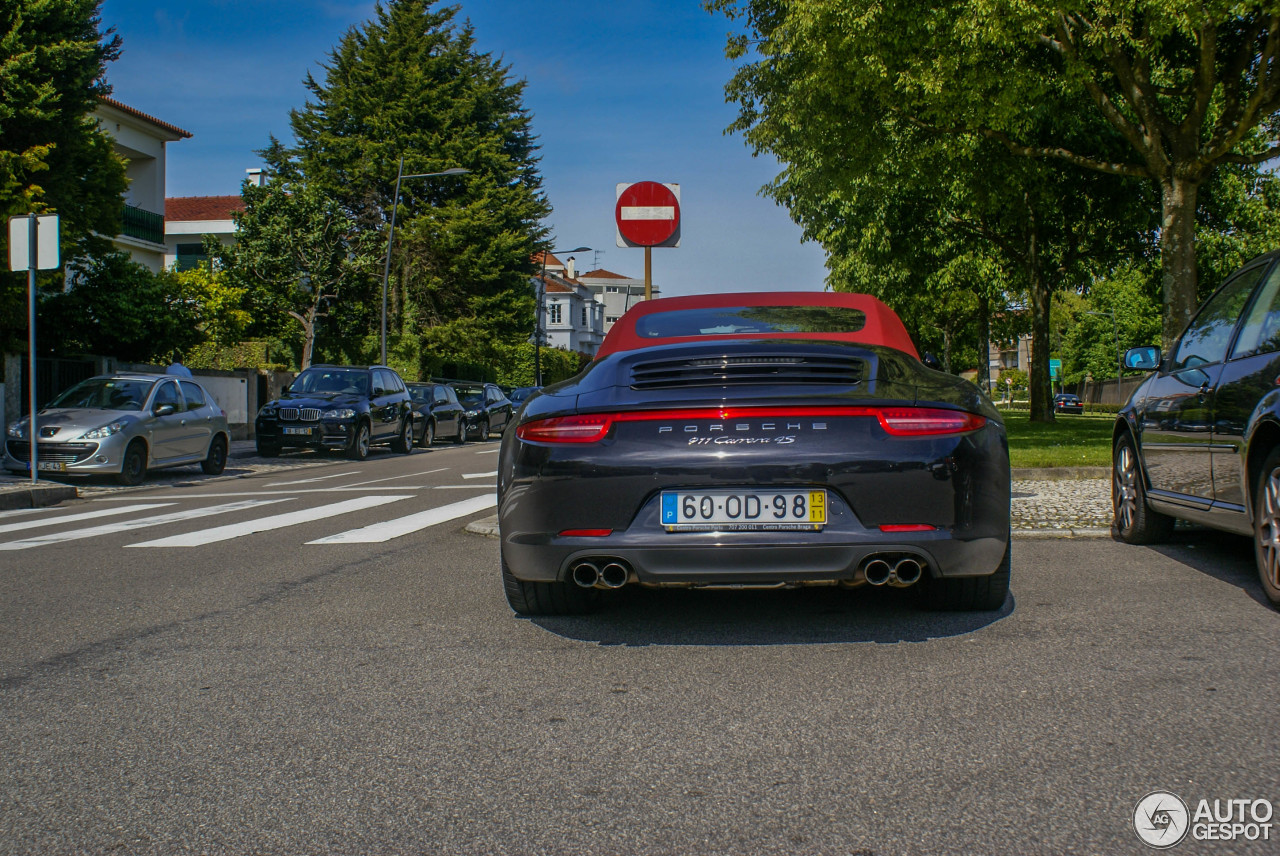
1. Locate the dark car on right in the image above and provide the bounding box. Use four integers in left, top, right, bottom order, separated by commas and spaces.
1113, 251, 1280, 608
450, 381, 514, 441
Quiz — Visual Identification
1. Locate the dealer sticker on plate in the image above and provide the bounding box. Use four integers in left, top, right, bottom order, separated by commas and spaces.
661, 489, 826, 531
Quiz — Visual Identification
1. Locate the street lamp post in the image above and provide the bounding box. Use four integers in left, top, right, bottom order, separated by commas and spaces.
380, 157, 469, 366
535, 246, 590, 386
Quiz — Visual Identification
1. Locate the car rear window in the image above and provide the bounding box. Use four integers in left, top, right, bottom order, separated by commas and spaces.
633, 306, 867, 339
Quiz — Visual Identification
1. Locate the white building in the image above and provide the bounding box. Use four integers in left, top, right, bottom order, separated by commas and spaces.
93, 97, 190, 272
164, 195, 244, 269
534, 253, 605, 356
578, 268, 655, 333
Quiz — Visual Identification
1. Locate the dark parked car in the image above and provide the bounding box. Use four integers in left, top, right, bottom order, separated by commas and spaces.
1053, 393, 1084, 414
406, 381, 467, 446
254, 365, 415, 460
4, 374, 230, 485
507, 385, 542, 406
1113, 251, 1280, 608
497, 291, 1011, 616
450, 381, 514, 441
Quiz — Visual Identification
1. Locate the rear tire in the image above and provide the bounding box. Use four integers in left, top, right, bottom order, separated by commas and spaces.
501, 552, 598, 616
1251, 447, 1280, 608
116, 441, 147, 486
1112, 432, 1174, 544
920, 540, 1010, 611
201, 435, 228, 475
392, 419, 413, 454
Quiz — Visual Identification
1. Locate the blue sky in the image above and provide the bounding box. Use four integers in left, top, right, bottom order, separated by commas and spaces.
97, 0, 830, 297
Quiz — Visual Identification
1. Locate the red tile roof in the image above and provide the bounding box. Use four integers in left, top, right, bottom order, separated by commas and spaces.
98, 96, 192, 139
165, 196, 245, 222
532, 251, 563, 268
542, 278, 574, 294
579, 268, 633, 280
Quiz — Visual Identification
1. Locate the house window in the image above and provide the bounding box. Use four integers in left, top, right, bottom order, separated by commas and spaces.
176, 242, 208, 271
605, 286, 619, 293
549, 303, 562, 325
607, 316, 619, 323
581, 306, 587, 326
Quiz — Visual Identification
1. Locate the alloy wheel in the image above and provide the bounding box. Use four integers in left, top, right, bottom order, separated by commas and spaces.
1114, 442, 1138, 533
1259, 467, 1280, 590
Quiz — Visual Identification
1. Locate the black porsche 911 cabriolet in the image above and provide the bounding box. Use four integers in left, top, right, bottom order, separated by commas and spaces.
496, 291, 1011, 616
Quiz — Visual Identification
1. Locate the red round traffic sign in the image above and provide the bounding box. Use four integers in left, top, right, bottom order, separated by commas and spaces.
615, 181, 680, 246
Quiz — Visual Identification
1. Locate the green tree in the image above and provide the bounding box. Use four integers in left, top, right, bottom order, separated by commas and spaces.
37, 252, 202, 362
1061, 264, 1163, 385
276, 0, 550, 372
0, 0, 128, 349
221, 175, 380, 369
708, 0, 1280, 349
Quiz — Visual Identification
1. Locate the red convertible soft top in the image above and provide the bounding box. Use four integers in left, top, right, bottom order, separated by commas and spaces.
596, 291, 920, 360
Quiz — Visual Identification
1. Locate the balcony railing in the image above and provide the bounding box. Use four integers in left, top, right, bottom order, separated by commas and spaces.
120, 203, 164, 244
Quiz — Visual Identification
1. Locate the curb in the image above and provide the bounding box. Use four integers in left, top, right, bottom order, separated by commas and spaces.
463, 516, 1114, 541
0, 484, 78, 511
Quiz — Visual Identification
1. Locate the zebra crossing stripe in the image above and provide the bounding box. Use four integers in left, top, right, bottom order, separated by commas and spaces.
0, 500, 288, 551
0, 503, 174, 536
127, 495, 409, 548
306, 494, 497, 544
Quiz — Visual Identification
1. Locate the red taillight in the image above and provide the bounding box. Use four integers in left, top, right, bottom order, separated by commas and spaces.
516, 406, 985, 443
878, 524, 938, 532
558, 529, 613, 537
876, 408, 985, 436
516, 414, 614, 443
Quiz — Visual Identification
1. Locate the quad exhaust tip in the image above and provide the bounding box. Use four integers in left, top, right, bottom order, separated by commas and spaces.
570, 558, 631, 590
862, 555, 925, 588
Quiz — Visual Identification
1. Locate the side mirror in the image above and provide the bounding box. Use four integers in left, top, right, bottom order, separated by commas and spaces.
154, 404, 176, 417
1124, 346, 1161, 371
921, 353, 943, 371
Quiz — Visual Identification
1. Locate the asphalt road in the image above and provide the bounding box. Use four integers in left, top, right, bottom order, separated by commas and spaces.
0, 444, 1277, 855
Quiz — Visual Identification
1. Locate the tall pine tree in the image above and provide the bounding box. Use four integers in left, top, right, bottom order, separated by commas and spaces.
277, 0, 549, 372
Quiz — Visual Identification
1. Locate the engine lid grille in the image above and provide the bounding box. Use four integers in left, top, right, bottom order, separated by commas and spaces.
630, 354, 865, 390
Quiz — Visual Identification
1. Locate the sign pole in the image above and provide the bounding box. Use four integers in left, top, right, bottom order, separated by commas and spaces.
27, 213, 37, 486
644, 246, 652, 301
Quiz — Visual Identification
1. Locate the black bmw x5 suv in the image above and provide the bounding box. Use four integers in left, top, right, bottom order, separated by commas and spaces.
254, 365, 415, 460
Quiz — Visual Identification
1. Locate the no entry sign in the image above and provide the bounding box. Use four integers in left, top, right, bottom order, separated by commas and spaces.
615, 181, 680, 247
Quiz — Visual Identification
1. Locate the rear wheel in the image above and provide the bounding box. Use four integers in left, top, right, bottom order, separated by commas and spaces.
392, 419, 413, 454
1112, 433, 1174, 544
348, 422, 371, 461
920, 540, 1010, 611
1251, 447, 1280, 608
200, 435, 228, 475
116, 441, 147, 486
501, 552, 598, 616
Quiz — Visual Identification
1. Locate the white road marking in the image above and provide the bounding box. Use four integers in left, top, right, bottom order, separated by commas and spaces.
0, 503, 174, 536
128, 495, 409, 547
462, 471, 497, 479
474, 449, 500, 455
0, 508, 48, 520
266, 470, 362, 486
307, 494, 497, 544
0, 500, 288, 551
340, 468, 447, 487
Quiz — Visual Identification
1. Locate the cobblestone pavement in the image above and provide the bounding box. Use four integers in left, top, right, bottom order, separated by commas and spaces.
1011, 478, 1112, 533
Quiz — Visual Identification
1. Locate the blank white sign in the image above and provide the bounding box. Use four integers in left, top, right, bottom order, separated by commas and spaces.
8, 215, 60, 271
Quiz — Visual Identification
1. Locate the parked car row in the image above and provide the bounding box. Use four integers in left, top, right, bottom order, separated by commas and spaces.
2, 364, 534, 485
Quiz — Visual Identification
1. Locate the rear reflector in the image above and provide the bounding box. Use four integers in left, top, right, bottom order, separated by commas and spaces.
878, 524, 938, 532
516, 406, 985, 443
558, 529, 613, 537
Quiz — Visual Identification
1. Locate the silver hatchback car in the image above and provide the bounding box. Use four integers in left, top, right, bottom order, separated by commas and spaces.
4, 374, 231, 485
